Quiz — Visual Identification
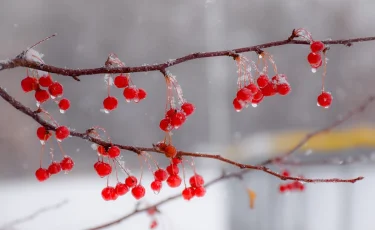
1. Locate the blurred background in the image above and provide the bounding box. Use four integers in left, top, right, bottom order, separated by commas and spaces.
1, 0, 375, 229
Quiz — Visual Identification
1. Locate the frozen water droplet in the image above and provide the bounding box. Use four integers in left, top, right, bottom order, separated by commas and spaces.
174, 125, 180, 129
324, 106, 330, 109
40, 140, 45, 145
245, 103, 249, 108
236, 109, 241, 112
134, 97, 140, 103
258, 55, 262, 59
50, 95, 56, 99
36, 101, 40, 107
91, 143, 98, 150
311, 68, 317, 73
316, 102, 320, 107
251, 103, 258, 108
57, 139, 62, 142
104, 109, 109, 114
60, 109, 65, 114
125, 99, 131, 103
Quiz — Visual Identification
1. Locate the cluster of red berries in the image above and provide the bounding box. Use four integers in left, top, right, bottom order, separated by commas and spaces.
159, 102, 195, 131
182, 174, 206, 201
101, 175, 146, 201
307, 41, 325, 71
278, 170, 305, 193
37, 126, 70, 143
21, 73, 70, 112
35, 156, 74, 182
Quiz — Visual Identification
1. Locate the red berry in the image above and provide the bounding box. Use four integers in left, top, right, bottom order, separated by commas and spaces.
166, 174, 182, 188
194, 186, 206, 197
125, 175, 138, 188
182, 187, 195, 200
181, 102, 195, 116
233, 98, 243, 112
115, 182, 129, 196
298, 183, 305, 191
159, 118, 171, 132
154, 169, 168, 181
35, 89, 50, 103
137, 88, 147, 100
21, 76, 38, 92
166, 164, 179, 175
292, 181, 302, 190
172, 157, 182, 165
101, 186, 116, 201
58, 98, 70, 111
164, 145, 177, 158
257, 75, 269, 88
166, 108, 176, 118
123, 87, 137, 101
108, 146, 120, 158
37, 127, 51, 141
48, 82, 63, 97
236, 88, 252, 101
131, 185, 146, 200
310, 41, 325, 53
277, 83, 291, 95
150, 220, 158, 229
252, 91, 264, 104
151, 180, 162, 192
260, 83, 277, 96
39, 74, 53, 87
286, 183, 293, 190
279, 184, 286, 193
281, 170, 290, 177
307, 52, 322, 65
94, 161, 112, 177
189, 174, 204, 188
35, 168, 50, 182
97, 145, 108, 156
103, 96, 118, 111
170, 111, 186, 129
55, 126, 70, 140
311, 59, 323, 69
114, 75, 129, 88
246, 83, 259, 94
317, 91, 332, 108
48, 161, 61, 175
60, 156, 74, 171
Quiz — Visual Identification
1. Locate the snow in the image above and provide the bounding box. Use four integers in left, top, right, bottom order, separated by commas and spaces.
25, 49, 44, 63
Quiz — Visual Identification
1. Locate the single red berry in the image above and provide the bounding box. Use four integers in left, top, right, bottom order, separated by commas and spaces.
131, 185, 146, 200
260, 83, 277, 96
277, 83, 291, 95
137, 88, 147, 100
125, 175, 138, 188
94, 161, 112, 177
37, 127, 51, 141
154, 169, 168, 181
150, 220, 158, 229
292, 181, 302, 190
281, 170, 290, 177
60, 156, 74, 171
166, 164, 179, 175
164, 145, 177, 158
286, 183, 293, 190
151, 180, 162, 192
252, 91, 264, 104
35, 168, 50, 182
156, 142, 167, 151
172, 157, 182, 165
189, 174, 204, 188
166, 108, 176, 119
97, 145, 108, 156
181, 102, 195, 116
317, 91, 332, 108
101, 186, 116, 201
39, 74, 53, 87
159, 118, 171, 132
115, 182, 129, 196
48, 82, 63, 97
35, 89, 50, 103
103, 96, 118, 111
307, 52, 322, 65
194, 186, 206, 197
257, 75, 269, 88
166, 174, 182, 188
47, 161, 61, 175
233, 98, 243, 112
298, 183, 305, 191
123, 87, 138, 101
170, 111, 186, 129
236, 88, 252, 101
182, 187, 195, 200
108, 146, 120, 158
58, 98, 70, 111
279, 184, 286, 193
55, 126, 70, 141
310, 41, 325, 53
114, 75, 129, 88
21, 76, 38, 92
246, 83, 259, 95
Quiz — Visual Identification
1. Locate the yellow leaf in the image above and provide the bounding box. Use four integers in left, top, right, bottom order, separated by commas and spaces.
247, 189, 256, 209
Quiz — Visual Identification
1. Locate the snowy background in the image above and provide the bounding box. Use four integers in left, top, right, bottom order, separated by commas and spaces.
1, 0, 375, 230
